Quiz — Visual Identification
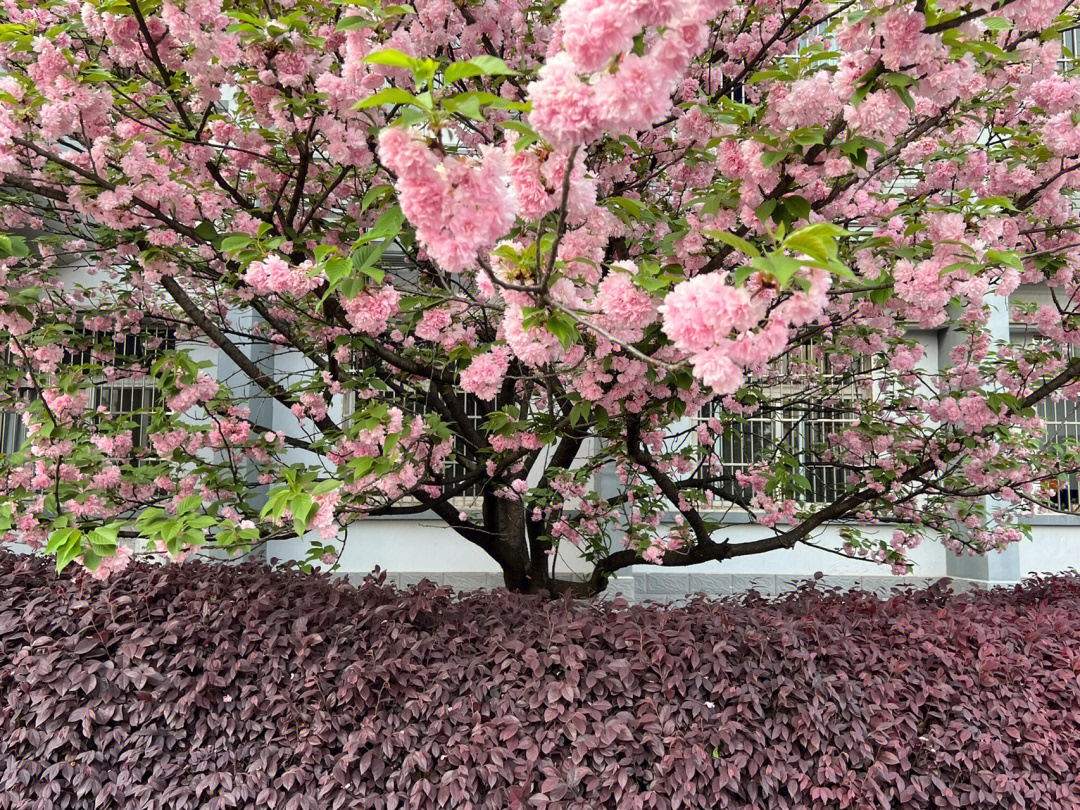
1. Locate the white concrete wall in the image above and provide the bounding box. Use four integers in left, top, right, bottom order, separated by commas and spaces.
1019, 525, 1080, 578
17, 263, 1080, 596
244, 318, 1080, 595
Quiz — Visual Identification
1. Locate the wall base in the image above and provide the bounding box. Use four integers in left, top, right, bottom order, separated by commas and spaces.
340, 570, 1019, 601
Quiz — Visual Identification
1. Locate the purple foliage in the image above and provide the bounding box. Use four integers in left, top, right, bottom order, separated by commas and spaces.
1, 552, 1079, 809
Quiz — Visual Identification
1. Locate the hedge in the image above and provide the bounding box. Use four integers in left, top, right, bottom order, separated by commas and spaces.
1, 552, 1079, 809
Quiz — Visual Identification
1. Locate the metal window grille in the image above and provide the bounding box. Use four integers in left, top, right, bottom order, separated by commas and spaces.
0, 407, 26, 456
692, 343, 866, 508
0, 329, 171, 459
92, 379, 162, 450
0, 350, 31, 456
343, 388, 487, 509
1060, 27, 1079, 74
439, 392, 487, 510
1012, 332, 1080, 512
724, 83, 746, 104
1039, 396, 1080, 512
83, 329, 171, 454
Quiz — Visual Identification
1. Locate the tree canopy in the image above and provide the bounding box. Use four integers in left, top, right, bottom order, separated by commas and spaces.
2, 0, 1080, 594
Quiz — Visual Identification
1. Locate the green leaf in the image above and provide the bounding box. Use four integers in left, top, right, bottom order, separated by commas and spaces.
56, 532, 84, 574
704, 230, 761, 259
290, 493, 314, 529
975, 195, 1017, 211
353, 87, 419, 110
501, 121, 540, 151
260, 488, 290, 520
0, 235, 30, 258
784, 223, 854, 277
444, 55, 517, 84
790, 127, 825, 147
361, 48, 416, 69
337, 15, 371, 30
607, 196, 646, 219
177, 494, 202, 516
988, 249, 1024, 272
348, 456, 375, 478
361, 183, 392, 213
784, 195, 811, 221
220, 235, 251, 255
311, 479, 341, 496
760, 149, 787, 168
313, 244, 338, 262
747, 69, 789, 83
545, 314, 579, 350
442, 91, 488, 120
351, 240, 389, 276
356, 205, 404, 245
46, 527, 79, 554
468, 55, 518, 75
893, 84, 915, 111
758, 253, 803, 288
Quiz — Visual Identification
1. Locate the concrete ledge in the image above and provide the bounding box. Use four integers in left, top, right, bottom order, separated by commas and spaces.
338, 570, 1012, 601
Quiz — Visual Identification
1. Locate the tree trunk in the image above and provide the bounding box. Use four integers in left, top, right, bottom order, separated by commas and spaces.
487, 498, 606, 597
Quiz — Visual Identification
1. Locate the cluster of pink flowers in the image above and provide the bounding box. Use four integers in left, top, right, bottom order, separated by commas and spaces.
41, 389, 89, 424
594, 264, 658, 344
310, 489, 341, 540
460, 346, 511, 401
773, 72, 842, 130
166, 372, 220, 414
506, 142, 597, 222
926, 393, 1001, 435
659, 273, 763, 394
503, 303, 564, 368
659, 267, 831, 394
527, 0, 727, 147
342, 284, 400, 335
377, 127, 516, 273
242, 255, 321, 297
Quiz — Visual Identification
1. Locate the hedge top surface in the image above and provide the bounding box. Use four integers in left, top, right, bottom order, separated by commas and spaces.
2, 552, 1080, 810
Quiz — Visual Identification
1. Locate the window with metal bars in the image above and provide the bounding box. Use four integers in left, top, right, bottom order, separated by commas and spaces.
1060, 27, 1079, 74
438, 391, 487, 509
342, 388, 487, 509
0, 328, 173, 459
0, 400, 27, 456
0, 349, 31, 456
689, 343, 867, 508
1037, 396, 1080, 512
1012, 331, 1080, 512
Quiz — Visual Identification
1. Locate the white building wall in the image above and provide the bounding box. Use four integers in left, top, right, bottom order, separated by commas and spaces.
266, 308, 1080, 599
13, 262, 1080, 598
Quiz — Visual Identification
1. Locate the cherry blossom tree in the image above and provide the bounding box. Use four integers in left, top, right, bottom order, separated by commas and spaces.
2, 0, 1080, 595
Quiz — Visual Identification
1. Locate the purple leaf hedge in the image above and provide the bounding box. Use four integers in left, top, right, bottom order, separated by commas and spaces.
1, 552, 1079, 809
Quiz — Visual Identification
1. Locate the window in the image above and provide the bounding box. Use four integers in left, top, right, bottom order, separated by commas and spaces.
689, 343, 868, 508
80, 329, 171, 453
92, 378, 162, 450
1060, 27, 1079, 74
0, 328, 172, 460
342, 388, 487, 509
0, 403, 27, 456
0, 350, 31, 455
1012, 331, 1080, 512
438, 391, 486, 510
1037, 396, 1080, 512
